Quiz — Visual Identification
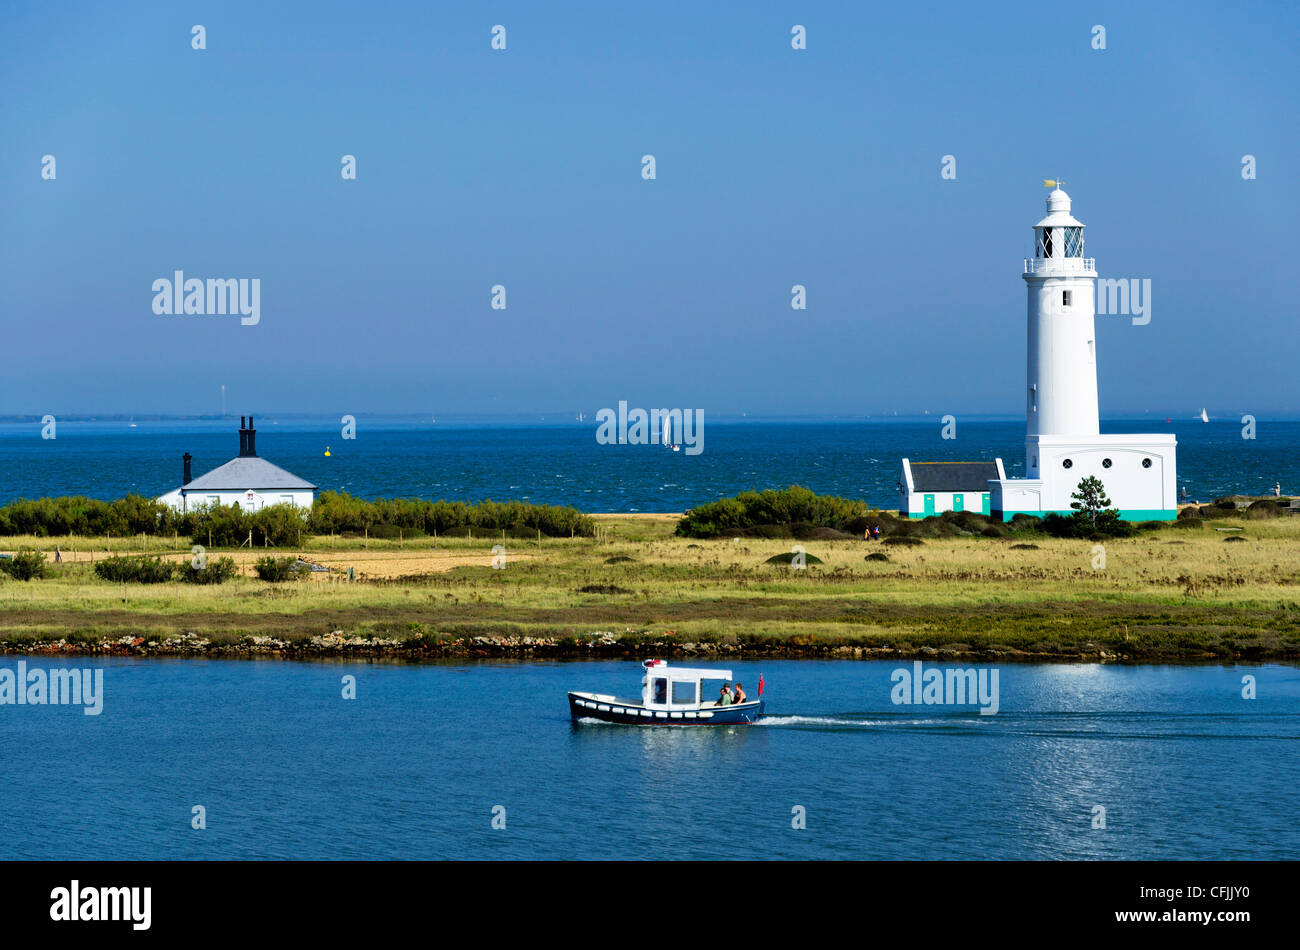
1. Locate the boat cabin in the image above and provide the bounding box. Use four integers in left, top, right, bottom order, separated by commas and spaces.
641, 659, 733, 710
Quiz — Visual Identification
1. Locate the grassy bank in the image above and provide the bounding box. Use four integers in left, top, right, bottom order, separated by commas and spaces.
2, 512, 1298, 660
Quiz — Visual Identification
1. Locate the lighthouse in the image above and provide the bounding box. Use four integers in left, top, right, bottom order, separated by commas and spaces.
988, 184, 1178, 521
1024, 185, 1099, 445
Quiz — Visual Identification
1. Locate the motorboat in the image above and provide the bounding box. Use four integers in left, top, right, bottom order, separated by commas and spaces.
568, 659, 765, 726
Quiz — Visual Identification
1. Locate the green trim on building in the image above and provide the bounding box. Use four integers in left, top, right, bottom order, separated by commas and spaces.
992, 508, 1178, 523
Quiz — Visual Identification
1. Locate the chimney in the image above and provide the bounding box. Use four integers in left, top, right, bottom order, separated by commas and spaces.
239, 416, 247, 456
246, 416, 257, 457
183, 452, 192, 485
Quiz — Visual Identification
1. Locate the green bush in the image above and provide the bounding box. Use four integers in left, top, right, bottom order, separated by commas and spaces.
94, 555, 175, 584
308, 491, 593, 538
0, 492, 597, 543
884, 536, 924, 547
1246, 500, 1283, 518
764, 551, 824, 565
177, 556, 238, 584
0, 494, 181, 537
0, 547, 51, 580
677, 486, 872, 538
254, 556, 300, 581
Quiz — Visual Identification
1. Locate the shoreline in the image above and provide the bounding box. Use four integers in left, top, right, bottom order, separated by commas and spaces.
3, 633, 1293, 663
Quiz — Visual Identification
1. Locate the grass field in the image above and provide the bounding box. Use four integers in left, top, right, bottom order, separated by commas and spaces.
2, 513, 1298, 659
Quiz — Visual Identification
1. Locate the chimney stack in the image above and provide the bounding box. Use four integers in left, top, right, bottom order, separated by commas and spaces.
183, 452, 192, 485
238, 415, 257, 457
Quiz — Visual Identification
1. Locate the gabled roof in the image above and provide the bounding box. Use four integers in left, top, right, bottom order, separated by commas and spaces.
180, 456, 316, 492
908, 461, 999, 493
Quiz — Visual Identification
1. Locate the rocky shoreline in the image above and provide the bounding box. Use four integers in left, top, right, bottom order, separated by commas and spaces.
0, 631, 1288, 662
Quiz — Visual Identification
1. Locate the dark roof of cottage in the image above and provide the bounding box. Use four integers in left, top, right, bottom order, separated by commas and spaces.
908, 461, 999, 492
180, 456, 316, 492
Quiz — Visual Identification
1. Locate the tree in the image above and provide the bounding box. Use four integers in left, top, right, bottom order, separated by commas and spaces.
1070, 476, 1122, 534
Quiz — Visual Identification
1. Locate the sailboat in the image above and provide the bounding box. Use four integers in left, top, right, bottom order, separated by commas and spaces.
1199, 408, 1209, 423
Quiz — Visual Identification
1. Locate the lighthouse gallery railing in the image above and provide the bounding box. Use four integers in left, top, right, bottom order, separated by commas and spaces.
1024, 257, 1095, 274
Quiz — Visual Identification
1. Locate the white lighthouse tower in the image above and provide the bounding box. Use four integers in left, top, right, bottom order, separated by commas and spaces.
989, 184, 1178, 521
1025, 185, 1099, 442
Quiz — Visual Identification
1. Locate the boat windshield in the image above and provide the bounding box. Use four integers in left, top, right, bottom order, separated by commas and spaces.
652, 678, 668, 704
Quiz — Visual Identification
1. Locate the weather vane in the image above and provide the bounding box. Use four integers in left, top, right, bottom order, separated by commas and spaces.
1043, 178, 1065, 188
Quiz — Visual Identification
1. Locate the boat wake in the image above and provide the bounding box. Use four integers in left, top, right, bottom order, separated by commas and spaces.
756, 714, 981, 728
758, 715, 881, 727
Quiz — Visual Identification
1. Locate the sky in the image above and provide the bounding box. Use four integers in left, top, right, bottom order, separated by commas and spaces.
1, 0, 1296, 419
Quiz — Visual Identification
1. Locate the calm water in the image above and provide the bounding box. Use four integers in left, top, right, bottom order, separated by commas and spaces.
1, 416, 1297, 511
1, 658, 1296, 860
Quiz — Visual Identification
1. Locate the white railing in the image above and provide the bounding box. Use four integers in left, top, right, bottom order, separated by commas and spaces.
1024, 257, 1095, 274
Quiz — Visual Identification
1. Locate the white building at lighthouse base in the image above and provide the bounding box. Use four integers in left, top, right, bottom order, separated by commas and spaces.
989, 432, 1177, 521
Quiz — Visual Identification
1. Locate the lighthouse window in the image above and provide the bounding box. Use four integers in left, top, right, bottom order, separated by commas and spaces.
1102, 458, 1112, 468
1062, 458, 1073, 469
1064, 227, 1084, 257
1037, 228, 1054, 257
1062, 290, 1072, 307
1142, 458, 1153, 469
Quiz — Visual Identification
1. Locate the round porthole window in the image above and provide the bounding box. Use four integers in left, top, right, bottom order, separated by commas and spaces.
1102, 458, 1112, 468
1142, 458, 1153, 469
1062, 458, 1073, 469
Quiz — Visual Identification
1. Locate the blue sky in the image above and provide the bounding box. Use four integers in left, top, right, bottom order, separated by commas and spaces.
1, 0, 1295, 417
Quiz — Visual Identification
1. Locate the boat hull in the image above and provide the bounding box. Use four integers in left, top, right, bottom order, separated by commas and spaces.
568, 692, 764, 726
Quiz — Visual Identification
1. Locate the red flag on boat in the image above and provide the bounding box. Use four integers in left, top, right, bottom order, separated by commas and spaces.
758, 673, 765, 696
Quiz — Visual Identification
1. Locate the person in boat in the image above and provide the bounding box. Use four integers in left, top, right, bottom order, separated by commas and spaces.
732, 683, 747, 704
717, 684, 733, 706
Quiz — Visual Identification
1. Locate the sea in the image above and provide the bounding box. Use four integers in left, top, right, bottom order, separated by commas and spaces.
1, 659, 1296, 860
1, 415, 1296, 510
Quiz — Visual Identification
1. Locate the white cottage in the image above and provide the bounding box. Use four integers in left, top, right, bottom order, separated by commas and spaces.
899, 459, 1005, 518
157, 416, 316, 513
